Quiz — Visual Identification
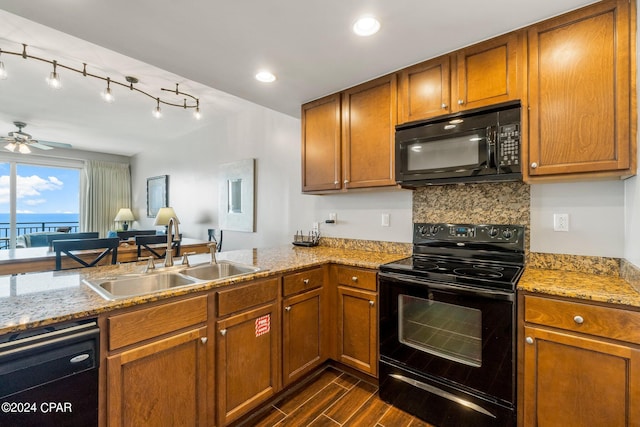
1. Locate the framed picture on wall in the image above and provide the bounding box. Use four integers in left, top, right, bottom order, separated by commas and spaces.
147, 175, 168, 217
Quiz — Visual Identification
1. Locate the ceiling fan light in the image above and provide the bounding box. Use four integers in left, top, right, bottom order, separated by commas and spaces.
4, 142, 16, 152
18, 143, 31, 154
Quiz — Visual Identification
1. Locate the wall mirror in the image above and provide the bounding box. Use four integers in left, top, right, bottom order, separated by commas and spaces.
219, 159, 255, 232
147, 175, 168, 217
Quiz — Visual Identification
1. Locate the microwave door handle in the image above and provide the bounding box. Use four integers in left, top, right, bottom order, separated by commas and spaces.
486, 126, 497, 168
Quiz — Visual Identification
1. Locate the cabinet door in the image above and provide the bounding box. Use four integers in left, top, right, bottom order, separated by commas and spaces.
342, 74, 398, 189
336, 285, 378, 376
454, 32, 520, 111
282, 287, 324, 386
301, 94, 342, 192
527, 0, 634, 178
523, 326, 640, 426
107, 327, 208, 427
398, 55, 451, 123
216, 302, 280, 426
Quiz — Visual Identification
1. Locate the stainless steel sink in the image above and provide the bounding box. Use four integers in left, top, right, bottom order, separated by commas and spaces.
83, 271, 201, 300
83, 261, 262, 300
180, 260, 261, 281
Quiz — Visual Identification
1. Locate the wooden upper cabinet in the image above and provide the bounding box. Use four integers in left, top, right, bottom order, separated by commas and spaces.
301, 94, 341, 192
527, 0, 636, 180
342, 74, 398, 189
453, 32, 521, 111
398, 55, 451, 123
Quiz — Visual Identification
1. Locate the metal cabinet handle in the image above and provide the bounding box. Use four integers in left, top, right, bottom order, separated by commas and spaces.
344, 179, 349, 184
334, 180, 339, 185
457, 99, 464, 105
200, 337, 208, 344
441, 103, 448, 109
303, 278, 310, 284
574, 315, 584, 324
531, 162, 538, 169
525, 337, 534, 345
220, 329, 227, 336
285, 306, 292, 312
351, 276, 358, 282
369, 300, 375, 307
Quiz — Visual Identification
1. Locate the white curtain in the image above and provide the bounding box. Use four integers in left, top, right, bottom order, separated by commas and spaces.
80, 160, 131, 237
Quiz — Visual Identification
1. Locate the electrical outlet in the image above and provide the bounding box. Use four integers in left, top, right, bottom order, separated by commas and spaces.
553, 213, 569, 232
381, 213, 390, 227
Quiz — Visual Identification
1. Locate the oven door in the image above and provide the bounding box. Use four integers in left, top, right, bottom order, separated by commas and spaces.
379, 272, 515, 405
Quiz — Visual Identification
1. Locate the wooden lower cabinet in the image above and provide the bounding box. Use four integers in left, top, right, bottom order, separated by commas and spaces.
521, 294, 640, 426
107, 327, 209, 427
215, 301, 280, 426
282, 287, 324, 385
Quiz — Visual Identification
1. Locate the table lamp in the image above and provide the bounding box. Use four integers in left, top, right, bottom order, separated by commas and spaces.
114, 208, 135, 231
153, 207, 179, 232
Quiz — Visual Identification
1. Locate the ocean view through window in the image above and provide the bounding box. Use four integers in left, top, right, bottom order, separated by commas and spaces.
0, 161, 80, 249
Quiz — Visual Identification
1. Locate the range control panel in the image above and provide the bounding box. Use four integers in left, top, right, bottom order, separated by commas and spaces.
415, 222, 524, 244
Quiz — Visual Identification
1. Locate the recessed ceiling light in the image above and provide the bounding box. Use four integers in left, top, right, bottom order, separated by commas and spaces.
353, 15, 380, 36
255, 70, 276, 83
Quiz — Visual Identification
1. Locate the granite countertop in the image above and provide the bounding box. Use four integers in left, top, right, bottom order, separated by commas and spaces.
518, 267, 640, 309
0, 245, 408, 335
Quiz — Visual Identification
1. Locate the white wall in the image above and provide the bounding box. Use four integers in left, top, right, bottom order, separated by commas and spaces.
130, 102, 413, 250
530, 181, 625, 257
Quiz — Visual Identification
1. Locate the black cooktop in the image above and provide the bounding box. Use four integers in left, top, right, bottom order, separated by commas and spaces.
380, 222, 526, 291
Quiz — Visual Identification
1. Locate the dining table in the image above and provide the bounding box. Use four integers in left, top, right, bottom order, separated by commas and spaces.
0, 237, 211, 275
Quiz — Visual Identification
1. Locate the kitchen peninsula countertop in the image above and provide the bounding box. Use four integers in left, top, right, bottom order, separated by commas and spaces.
518, 267, 640, 309
0, 245, 407, 335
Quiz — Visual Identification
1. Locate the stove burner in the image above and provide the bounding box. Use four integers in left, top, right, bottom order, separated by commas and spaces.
453, 268, 504, 279
472, 264, 504, 271
413, 261, 440, 271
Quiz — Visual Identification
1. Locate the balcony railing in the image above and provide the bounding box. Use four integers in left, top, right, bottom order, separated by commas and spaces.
0, 222, 80, 249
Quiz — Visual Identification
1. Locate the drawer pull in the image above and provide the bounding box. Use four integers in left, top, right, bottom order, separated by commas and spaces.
369, 300, 375, 307
573, 315, 584, 325
525, 337, 534, 345
285, 306, 292, 312
352, 276, 358, 282
303, 279, 310, 284
200, 337, 208, 344
220, 329, 227, 336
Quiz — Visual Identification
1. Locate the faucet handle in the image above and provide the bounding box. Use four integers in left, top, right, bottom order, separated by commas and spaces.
138, 256, 156, 272
181, 251, 196, 267
207, 242, 218, 264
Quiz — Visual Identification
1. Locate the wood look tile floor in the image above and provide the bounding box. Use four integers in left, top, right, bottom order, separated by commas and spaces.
248, 367, 435, 427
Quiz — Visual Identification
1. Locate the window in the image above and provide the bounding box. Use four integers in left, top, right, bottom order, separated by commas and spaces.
0, 159, 80, 249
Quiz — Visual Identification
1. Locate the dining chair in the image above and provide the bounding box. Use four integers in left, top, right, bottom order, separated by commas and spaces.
46, 232, 99, 246
135, 234, 182, 259
207, 229, 223, 252
53, 237, 120, 270
116, 229, 156, 241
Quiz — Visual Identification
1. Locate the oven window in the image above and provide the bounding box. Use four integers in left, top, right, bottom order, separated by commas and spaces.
398, 294, 482, 367
406, 133, 483, 172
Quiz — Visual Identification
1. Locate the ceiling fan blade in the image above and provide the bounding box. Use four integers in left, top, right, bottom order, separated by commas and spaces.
37, 140, 73, 149
29, 142, 54, 150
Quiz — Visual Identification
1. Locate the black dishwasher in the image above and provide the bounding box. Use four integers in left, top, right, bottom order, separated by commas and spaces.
0, 318, 99, 427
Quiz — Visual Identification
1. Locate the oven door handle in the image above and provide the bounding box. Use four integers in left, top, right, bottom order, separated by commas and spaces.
379, 272, 515, 301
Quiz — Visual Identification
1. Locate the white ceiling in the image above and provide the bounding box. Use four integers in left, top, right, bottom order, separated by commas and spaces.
0, 0, 597, 156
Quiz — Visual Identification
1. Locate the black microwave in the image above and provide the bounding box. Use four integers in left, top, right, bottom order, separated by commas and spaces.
395, 101, 522, 187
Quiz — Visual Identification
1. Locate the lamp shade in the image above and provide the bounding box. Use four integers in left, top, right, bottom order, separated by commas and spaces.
114, 208, 135, 222
154, 207, 179, 226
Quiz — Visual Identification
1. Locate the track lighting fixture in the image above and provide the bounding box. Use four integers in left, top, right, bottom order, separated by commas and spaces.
0, 43, 201, 118
101, 77, 115, 103
46, 60, 61, 89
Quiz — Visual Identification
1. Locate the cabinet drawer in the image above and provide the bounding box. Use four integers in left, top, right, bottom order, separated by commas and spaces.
524, 295, 640, 345
109, 295, 208, 350
335, 266, 377, 291
217, 277, 279, 317
283, 267, 324, 296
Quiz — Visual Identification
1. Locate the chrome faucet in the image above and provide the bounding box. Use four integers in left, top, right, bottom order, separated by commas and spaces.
207, 242, 218, 264
164, 216, 180, 267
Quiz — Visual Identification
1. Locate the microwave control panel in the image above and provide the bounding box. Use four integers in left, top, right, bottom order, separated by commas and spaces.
498, 123, 520, 169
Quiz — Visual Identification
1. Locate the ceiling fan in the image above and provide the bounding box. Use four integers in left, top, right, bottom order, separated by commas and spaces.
2, 121, 72, 153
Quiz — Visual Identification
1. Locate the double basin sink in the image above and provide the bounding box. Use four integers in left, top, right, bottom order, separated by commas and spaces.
83, 261, 262, 300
